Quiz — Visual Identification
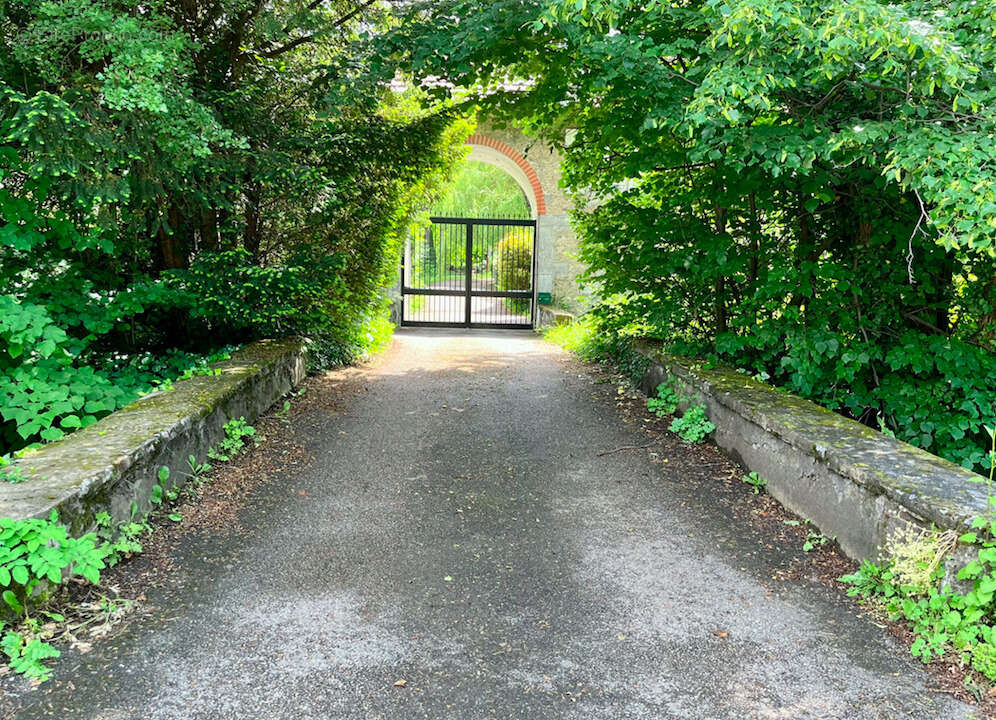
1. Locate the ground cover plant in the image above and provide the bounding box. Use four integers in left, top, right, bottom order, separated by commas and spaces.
0, 510, 110, 680
842, 435, 996, 688
385, 0, 996, 475
646, 381, 683, 418
669, 404, 716, 444
0, 395, 274, 682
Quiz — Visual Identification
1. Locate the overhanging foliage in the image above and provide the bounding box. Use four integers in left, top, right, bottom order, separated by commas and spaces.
0, 0, 469, 453
386, 0, 996, 472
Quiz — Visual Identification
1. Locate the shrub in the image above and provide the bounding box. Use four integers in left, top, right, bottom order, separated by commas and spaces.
494, 229, 533, 292
0, 1, 470, 456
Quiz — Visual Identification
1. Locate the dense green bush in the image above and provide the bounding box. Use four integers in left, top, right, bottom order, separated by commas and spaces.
576, 185, 996, 471
494, 228, 534, 315
0, 1, 468, 454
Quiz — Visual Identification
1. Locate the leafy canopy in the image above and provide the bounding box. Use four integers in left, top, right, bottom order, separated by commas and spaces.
385, 0, 996, 471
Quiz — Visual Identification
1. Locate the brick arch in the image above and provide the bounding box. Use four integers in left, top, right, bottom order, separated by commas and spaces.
466, 134, 547, 216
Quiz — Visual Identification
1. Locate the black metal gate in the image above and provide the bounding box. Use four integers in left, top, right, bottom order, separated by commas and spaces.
401, 217, 536, 329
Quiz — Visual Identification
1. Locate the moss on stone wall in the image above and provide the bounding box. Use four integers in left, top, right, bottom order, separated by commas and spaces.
0, 339, 307, 535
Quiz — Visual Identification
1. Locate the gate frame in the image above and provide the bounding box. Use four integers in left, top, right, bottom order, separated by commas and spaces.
401, 216, 537, 330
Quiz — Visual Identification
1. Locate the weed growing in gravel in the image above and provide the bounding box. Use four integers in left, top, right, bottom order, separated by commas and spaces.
742, 472, 766, 494
647, 382, 684, 417
274, 400, 292, 424
841, 428, 996, 684
803, 528, 831, 552
669, 404, 715, 443
0, 511, 111, 680
184, 455, 213, 486
0, 619, 60, 681
97, 455, 213, 569
782, 519, 833, 552
94, 513, 147, 567
208, 418, 258, 462
149, 466, 175, 507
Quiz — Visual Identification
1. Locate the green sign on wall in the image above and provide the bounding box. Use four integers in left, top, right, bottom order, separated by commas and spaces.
538, 292, 553, 305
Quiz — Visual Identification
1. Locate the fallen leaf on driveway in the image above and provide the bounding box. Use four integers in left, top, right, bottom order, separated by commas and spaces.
393, 679, 407, 688
713, 630, 729, 639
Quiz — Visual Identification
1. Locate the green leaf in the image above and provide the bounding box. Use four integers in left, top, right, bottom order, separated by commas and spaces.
11, 565, 28, 585
2, 590, 23, 613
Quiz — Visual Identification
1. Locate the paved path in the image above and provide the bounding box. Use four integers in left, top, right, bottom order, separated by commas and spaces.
11, 330, 975, 719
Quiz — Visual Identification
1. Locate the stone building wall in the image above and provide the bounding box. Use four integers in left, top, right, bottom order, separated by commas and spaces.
469, 122, 586, 312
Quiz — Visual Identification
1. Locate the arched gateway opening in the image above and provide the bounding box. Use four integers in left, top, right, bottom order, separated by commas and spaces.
400, 131, 550, 329
465, 134, 547, 218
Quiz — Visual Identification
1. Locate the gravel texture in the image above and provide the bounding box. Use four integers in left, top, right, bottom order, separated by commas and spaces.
5, 329, 978, 719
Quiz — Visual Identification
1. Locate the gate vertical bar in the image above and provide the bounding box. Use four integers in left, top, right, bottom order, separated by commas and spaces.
400, 231, 407, 324
465, 221, 473, 327
531, 221, 538, 327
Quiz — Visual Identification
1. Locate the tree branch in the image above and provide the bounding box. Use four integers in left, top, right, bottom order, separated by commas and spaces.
263, 0, 384, 58
262, 33, 316, 58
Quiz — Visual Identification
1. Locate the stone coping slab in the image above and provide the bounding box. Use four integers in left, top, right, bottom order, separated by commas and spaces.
0, 339, 307, 534
635, 341, 990, 559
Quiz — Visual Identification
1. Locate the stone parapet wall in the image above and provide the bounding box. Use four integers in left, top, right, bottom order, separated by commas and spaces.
635, 341, 988, 561
0, 339, 307, 534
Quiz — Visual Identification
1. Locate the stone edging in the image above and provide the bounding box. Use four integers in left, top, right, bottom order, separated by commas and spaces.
0, 339, 307, 535
635, 341, 988, 560
537, 306, 576, 328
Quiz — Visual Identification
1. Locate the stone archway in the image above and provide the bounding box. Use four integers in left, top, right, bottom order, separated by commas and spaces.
466, 134, 547, 217
465, 123, 584, 312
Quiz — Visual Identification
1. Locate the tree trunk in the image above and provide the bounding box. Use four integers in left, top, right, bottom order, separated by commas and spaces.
157, 205, 190, 269
199, 208, 220, 252
244, 184, 263, 262
748, 193, 761, 287
713, 204, 728, 335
